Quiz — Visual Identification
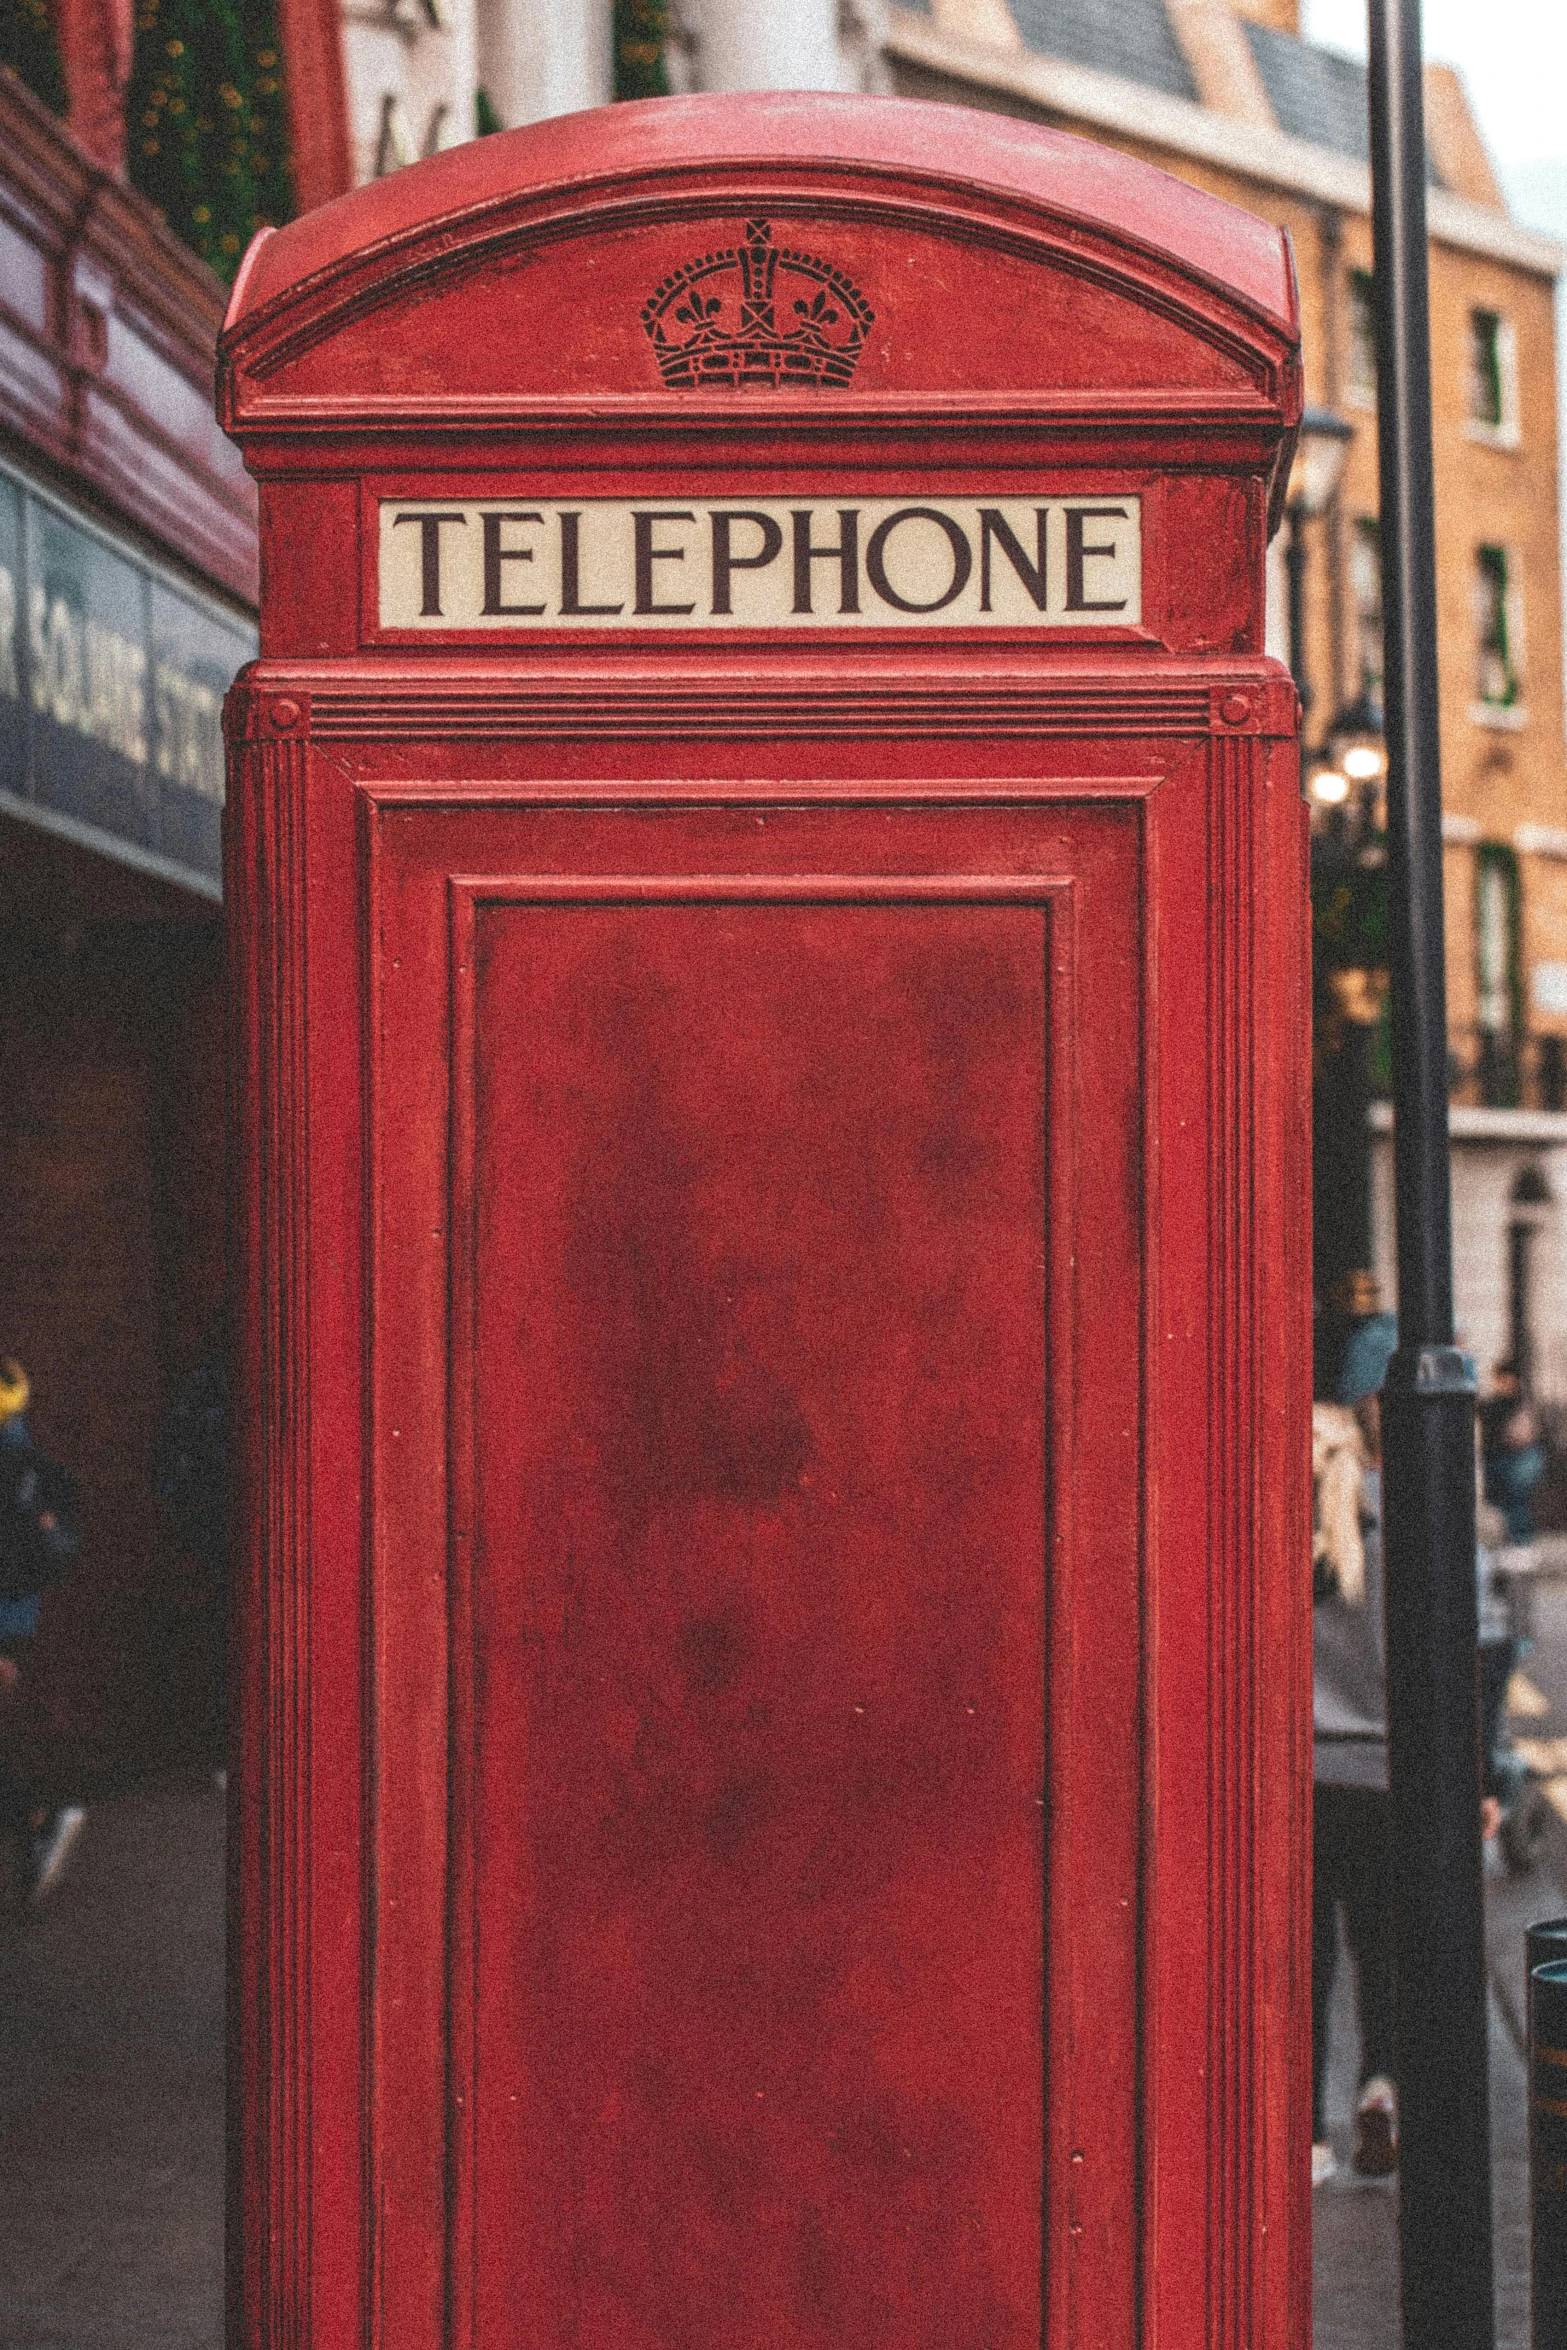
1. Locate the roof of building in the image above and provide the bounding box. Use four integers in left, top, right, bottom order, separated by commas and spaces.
899, 0, 1442, 181
1006, 0, 1199, 106
1241, 17, 1440, 181
1240, 20, 1372, 160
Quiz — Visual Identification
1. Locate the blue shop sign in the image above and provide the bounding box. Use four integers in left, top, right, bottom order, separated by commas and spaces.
0, 460, 256, 898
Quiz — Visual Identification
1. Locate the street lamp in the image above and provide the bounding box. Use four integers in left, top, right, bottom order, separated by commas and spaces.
1285, 405, 1355, 711
1309, 686, 1390, 1371
1367, 2, 1491, 2335
1310, 688, 1389, 830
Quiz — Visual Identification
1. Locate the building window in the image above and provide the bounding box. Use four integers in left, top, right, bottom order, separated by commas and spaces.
1350, 518, 1383, 709
1475, 546, 1521, 708
1467, 308, 1519, 441
1347, 269, 1377, 403
1476, 843, 1522, 1107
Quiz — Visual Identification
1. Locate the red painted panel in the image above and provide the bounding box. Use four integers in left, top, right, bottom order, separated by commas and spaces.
342, 780, 1153, 2350
260, 212, 1259, 406
463, 896, 1046, 2348
221, 92, 1311, 2350
229, 95, 1297, 339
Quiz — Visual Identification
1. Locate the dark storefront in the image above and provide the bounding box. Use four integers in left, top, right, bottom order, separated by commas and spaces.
0, 71, 256, 1784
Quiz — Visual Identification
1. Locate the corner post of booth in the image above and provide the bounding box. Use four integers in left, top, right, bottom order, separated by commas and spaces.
219, 94, 1311, 2350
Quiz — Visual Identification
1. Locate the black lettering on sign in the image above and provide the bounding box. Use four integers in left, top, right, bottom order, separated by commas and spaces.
633, 510, 698, 616
481, 511, 547, 616
710, 511, 784, 616
392, 510, 468, 618
558, 512, 624, 616
1066, 507, 1130, 613
791, 509, 860, 615
865, 508, 973, 614
978, 509, 1049, 612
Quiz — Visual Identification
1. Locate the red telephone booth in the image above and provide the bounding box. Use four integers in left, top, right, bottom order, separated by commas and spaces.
220, 93, 1309, 2350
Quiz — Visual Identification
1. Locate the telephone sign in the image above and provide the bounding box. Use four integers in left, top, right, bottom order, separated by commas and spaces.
221, 93, 1310, 2350
376, 495, 1144, 629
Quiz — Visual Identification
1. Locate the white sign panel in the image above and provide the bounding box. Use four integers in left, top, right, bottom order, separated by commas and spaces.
377, 495, 1143, 630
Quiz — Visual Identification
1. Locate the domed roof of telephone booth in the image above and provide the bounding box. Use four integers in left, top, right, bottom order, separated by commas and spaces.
218, 91, 1301, 433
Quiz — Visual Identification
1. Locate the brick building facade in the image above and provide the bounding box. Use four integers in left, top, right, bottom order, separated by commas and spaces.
313, 0, 1567, 1398
0, 69, 254, 1779
4, 0, 1567, 1781
872, 0, 1567, 1397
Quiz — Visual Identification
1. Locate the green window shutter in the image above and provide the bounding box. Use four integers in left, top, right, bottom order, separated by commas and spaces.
1347, 269, 1377, 401
1470, 309, 1505, 428
1476, 842, 1523, 1107
1475, 545, 1518, 706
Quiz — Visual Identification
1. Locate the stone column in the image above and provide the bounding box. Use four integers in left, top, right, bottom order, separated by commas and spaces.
477, 0, 612, 127
687, 0, 846, 93
343, 0, 478, 183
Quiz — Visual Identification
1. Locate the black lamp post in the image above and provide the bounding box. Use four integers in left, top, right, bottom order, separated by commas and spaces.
1309, 687, 1389, 1376
1285, 405, 1354, 709
1367, 2, 1491, 2343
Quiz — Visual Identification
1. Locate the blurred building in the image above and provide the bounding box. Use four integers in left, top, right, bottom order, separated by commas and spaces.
336, 0, 1567, 1406
868, 0, 1567, 1400
0, 63, 255, 1780
3, 0, 1566, 1784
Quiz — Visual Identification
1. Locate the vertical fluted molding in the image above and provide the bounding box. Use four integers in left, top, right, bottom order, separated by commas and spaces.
1206, 729, 1262, 2348
226, 695, 313, 2350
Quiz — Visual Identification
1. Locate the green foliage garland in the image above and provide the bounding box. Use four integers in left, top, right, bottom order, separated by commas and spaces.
613, 0, 669, 100
0, 0, 67, 117
127, 0, 293, 280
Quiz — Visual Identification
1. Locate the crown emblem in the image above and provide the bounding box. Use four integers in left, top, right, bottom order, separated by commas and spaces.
641, 218, 875, 391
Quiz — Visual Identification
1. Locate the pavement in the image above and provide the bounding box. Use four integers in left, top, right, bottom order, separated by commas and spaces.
2, 1605, 1567, 2348
0, 1776, 224, 2349
1314, 1552, 1567, 2349
1312, 1846, 1535, 2348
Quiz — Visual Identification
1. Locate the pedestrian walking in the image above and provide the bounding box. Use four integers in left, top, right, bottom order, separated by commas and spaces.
0, 1355, 86, 1907
1480, 1360, 1546, 1546
1311, 1311, 1399, 2189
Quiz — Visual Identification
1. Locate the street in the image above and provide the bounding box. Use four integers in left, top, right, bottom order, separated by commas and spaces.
6, 1580, 1567, 2345
1314, 1546, 1567, 2347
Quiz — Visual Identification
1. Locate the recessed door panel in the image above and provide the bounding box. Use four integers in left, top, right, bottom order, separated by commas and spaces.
362, 792, 1150, 2350
454, 889, 1049, 2350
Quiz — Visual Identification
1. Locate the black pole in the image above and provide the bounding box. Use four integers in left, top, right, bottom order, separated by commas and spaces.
1286, 503, 1309, 705
1531, 1960, 1567, 2348
1367, 4, 1491, 2346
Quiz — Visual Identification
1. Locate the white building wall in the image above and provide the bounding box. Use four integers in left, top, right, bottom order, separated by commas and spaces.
344, 0, 479, 182
350, 0, 881, 184
1370, 1113, 1567, 1402
478, 0, 612, 127
678, 0, 849, 92
1264, 529, 1289, 669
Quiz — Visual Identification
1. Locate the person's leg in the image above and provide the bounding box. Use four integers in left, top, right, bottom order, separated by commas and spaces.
0, 1761, 29, 1837
1312, 1780, 1346, 2144
1337, 1783, 1397, 2173
1479, 1639, 1514, 1800
1339, 1784, 1396, 2085
0, 1638, 31, 1837
0, 1635, 86, 1904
